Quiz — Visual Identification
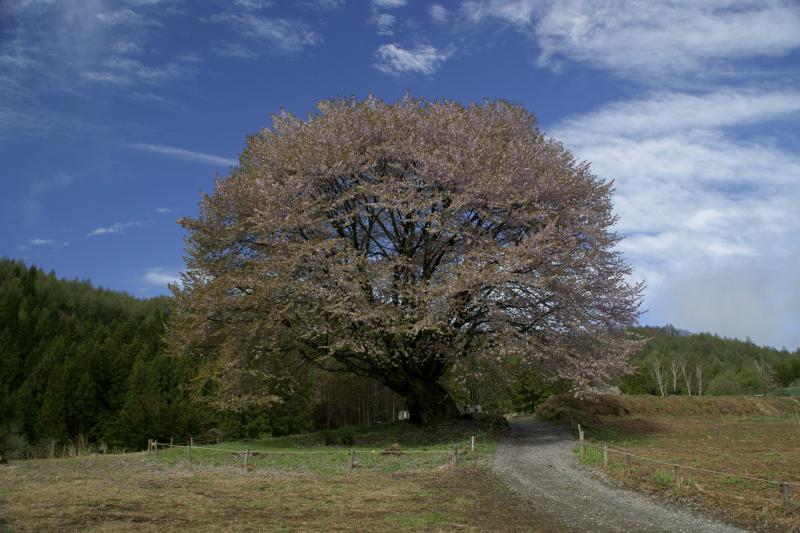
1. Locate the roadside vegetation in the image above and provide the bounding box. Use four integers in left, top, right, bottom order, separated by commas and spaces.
538, 394, 800, 531
0, 418, 561, 532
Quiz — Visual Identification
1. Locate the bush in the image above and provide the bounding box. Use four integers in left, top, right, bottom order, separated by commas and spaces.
535, 393, 629, 428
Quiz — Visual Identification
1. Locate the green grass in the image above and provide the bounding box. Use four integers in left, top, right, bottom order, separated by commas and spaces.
649, 470, 674, 487
150, 419, 497, 475
0, 417, 563, 532
572, 443, 604, 467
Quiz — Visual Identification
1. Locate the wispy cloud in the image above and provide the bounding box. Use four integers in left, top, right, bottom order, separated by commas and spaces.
372, 0, 406, 8
429, 4, 449, 24
129, 143, 237, 166
459, 0, 800, 83
370, 13, 396, 36
299, 0, 345, 9
460, 0, 535, 26
551, 89, 800, 347
86, 221, 145, 237
207, 12, 322, 56
4, 172, 77, 224
554, 90, 800, 141
232, 0, 274, 10
155, 207, 178, 214
1, 0, 191, 139
143, 266, 181, 287
374, 43, 452, 76
96, 8, 162, 27
80, 55, 198, 87
15, 238, 69, 251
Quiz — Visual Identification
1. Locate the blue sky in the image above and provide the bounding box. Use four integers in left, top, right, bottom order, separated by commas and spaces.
2, 0, 799, 349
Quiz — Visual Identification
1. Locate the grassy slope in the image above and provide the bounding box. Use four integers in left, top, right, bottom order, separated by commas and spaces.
0, 418, 562, 532
537, 394, 800, 531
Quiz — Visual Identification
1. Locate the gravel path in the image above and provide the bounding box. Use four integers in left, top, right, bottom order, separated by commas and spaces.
493, 417, 746, 533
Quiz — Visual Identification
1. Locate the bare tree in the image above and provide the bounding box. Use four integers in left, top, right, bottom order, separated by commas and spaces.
652, 357, 666, 396
695, 362, 705, 396
670, 357, 678, 394
679, 359, 693, 396
168, 96, 643, 424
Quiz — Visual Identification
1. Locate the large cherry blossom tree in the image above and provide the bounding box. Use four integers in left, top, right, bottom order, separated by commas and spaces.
169, 96, 642, 424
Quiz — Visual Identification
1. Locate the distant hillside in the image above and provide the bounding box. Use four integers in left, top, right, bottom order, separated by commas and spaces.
0, 259, 399, 458
621, 325, 800, 396
0, 259, 210, 456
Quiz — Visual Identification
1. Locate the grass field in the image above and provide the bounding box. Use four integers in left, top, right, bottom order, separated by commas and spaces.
538, 394, 800, 531
0, 417, 561, 532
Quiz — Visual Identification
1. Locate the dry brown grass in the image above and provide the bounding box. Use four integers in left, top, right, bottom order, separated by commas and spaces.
0, 449, 561, 532
540, 394, 800, 531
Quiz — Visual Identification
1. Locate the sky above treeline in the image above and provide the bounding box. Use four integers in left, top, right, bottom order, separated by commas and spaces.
1, 0, 799, 350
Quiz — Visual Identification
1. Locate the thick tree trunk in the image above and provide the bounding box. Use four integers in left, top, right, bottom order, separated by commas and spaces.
401, 380, 461, 425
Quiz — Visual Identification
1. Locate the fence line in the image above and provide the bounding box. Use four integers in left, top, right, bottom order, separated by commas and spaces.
147, 433, 484, 473
574, 425, 796, 512
580, 440, 800, 489
152, 442, 463, 455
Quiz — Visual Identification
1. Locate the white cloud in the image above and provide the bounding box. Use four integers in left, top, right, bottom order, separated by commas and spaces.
81, 55, 198, 87
460, 0, 536, 26
370, 13, 396, 35
155, 207, 178, 213
15, 238, 69, 250
110, 40, 144, 54
96, 8, 161, 27
131, 91, 167, 103
213, 41, 259, 59
86, 221, 145, 237
207, 12, 322, 55
233, 0, 273, 10
29, 172, 74, 195
537, 0, 800, 77
4, 172, 76, 224
1, 0, 188, 128
372, 0, 406, 8
143, 266, 182, 287
459, 0, 800, 82
299, 0, 345, 8
551, 89, 800, 348
129, 143, 237, 166
554, 90, 800, 141
374, 43, 452, 76
430, 4, 449, 23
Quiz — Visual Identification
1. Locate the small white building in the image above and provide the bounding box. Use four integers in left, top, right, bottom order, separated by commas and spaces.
397, 410, 410, 421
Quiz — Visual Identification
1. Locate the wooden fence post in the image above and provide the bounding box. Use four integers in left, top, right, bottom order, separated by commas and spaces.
188, 437, 192, 464
471, 436, 475, 452
625, 454, 632, 476
349, 449, 355, 470
578, 424, 584, 462
781, 482, 791, 511
147, 439, 152, 453
603, 445, 608, 468
243, 450, 249, 473
674, 464, 682, 488
452, 446, 459, 466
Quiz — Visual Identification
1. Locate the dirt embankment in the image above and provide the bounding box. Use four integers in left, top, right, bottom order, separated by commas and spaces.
535, 393, 797, 428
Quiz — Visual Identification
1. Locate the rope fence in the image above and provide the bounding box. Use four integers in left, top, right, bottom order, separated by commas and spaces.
574, 424, 797, 512
146, 432, 486, 472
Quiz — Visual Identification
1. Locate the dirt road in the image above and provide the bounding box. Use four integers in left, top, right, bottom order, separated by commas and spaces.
493, 417, 745, 532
